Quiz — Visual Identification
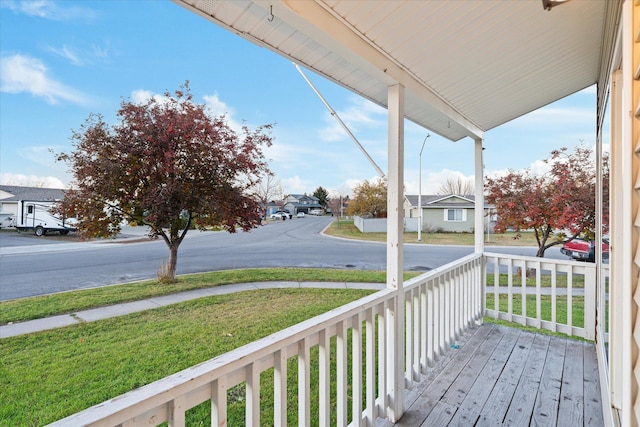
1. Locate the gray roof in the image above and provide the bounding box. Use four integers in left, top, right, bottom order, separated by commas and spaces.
0, 185, 66, 202
288, 194, 320, 202
405, 194, 493, 209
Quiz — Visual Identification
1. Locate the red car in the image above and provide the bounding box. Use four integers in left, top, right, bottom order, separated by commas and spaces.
560, 238, 609, 262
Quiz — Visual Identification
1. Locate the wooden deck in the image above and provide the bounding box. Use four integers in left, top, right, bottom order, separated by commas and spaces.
383, 323, 603, 426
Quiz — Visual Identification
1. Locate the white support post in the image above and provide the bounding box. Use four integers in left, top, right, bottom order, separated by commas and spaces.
386, 83, 405, 422
474, 138, 485, 254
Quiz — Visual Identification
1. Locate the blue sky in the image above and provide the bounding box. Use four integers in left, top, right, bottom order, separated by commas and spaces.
0, 0, 604, 198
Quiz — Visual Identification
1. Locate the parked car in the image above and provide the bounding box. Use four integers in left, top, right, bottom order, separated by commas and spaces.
278, 211, 292, 219
560, 238, 609, 262
296, 212, 305, 218
270, 211, 292, 220
308, 209, 323, 216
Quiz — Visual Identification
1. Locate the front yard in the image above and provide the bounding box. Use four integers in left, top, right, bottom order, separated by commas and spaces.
325, 219, 545, 246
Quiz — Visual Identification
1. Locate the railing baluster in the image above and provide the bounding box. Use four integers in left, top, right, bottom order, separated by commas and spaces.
404, 288, 414, 385
246, 363, 260, 426
377, 301, 387, 418
493, 257, 500, 314
352, 313, 362, 427
319, 330, 330, 427
337, 320, 348, 427
365, 307, 376, 426
438, 275, 446, 356
298, 337, 311, 427
274, 349, 287, 427
211, 378, 227, 427
426, 280, 435, 367
567, 268, 573, 331
412, 287, 420, 382
507, 257, 513, 321
521, 259, 527, 321
168, 396, 185, 427
551, 264, 557, 331
444, 273, 452, 350
535, 261, 542, 329
420, 283, 428, 372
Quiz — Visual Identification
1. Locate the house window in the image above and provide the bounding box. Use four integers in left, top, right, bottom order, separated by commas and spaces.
445, 208, 466, 222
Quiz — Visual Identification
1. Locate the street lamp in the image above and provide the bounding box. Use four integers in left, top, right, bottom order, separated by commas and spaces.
417, 133, 430, 242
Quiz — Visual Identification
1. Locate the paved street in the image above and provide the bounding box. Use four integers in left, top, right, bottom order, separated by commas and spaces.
0, 217, 553, 301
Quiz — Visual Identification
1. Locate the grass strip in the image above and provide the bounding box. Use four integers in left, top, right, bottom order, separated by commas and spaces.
0, 268, 419, 325
326, 220, 547, 247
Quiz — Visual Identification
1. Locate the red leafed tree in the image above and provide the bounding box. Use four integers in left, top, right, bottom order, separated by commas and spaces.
56, 82, 273, 282
485, 146, 609, 258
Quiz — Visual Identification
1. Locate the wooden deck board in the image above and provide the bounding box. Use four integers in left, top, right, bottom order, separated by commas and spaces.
445, 328, 521, 426
475, 331, 536, 426
502, 333, 550, 425
557, 339, 585, 425
583, 341, 604, 425
388, 325, 498, 426
531, 335, 566, 426
386, 323, 604, 427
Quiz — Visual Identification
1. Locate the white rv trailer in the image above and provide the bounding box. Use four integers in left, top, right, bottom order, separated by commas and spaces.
12, 200, 76, 236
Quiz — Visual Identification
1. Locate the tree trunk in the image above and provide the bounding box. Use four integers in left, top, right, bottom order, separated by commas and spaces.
167, 243, 179, 282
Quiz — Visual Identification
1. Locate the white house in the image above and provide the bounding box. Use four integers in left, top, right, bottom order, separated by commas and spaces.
404, 194, 495, 233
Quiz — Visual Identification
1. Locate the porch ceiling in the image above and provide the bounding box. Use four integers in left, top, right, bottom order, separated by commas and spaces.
174, 0, 616, 142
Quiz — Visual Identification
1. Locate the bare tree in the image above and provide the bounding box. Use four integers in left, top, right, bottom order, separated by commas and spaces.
437, 177, 474, 196
252, 174, 283, 214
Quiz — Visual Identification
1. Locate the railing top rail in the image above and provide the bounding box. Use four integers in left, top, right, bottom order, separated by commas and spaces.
483, 251, 599, 271
404, 252, 482, 289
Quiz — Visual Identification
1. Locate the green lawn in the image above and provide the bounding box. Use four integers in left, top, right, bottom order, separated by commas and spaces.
0, 288, 375, 426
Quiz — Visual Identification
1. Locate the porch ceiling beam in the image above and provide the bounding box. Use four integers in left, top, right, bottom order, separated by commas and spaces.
276, 0, 484, 141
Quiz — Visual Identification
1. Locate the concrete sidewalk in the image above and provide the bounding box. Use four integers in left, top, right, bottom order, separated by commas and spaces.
0, 281, 385, 338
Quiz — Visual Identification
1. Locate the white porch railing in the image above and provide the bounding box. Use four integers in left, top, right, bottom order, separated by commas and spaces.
483, 252, 603, 340
48, 252, 610, 426
48, 254, 484, 427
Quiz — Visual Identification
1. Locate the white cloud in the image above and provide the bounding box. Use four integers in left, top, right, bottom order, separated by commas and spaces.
46, 41, 111, 66
0, 172, 65, 188
318, 96, 386, 142
130, 89, 155, 104
46, 44, 83, 65
203, 92, 243, 133
281, 176, 309, 195
404, 169, 475, 195
486, 158, 552, 180
16, 145, 61, 168
529, 159, 552, 176
1, 0, 97, 21
0, 54, 90, 105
